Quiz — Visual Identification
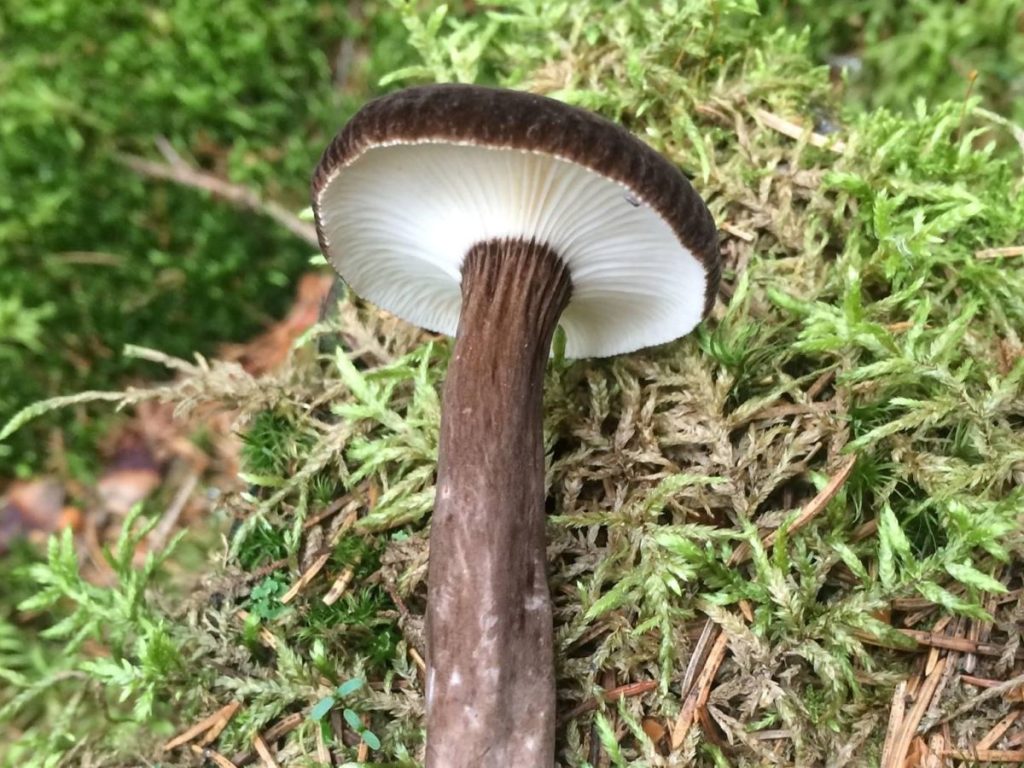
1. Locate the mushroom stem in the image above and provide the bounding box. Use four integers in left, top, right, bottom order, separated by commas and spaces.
426, 238, 571, 767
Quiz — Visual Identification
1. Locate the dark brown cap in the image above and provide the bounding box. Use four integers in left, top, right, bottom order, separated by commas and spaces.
313, 84, 719, 357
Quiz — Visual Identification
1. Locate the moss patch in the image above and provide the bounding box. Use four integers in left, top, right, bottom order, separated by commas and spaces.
2, 1, 1023, 766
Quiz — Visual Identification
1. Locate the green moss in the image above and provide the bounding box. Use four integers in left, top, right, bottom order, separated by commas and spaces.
0, 0, 415, 474
765, 0, 1024, 126
2, 1, 1023, 765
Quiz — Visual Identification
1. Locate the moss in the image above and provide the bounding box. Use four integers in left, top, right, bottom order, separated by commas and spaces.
2, 1, 1023, 765
0, 0, 416, 474
765, 0, 1024, 127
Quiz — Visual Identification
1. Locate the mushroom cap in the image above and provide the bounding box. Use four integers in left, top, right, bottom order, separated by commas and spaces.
312, 84, 720, 358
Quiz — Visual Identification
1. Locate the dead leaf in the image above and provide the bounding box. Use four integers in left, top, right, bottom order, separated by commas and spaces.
0, 478, 71, 551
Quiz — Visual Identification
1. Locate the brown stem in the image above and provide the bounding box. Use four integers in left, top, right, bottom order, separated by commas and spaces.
426, 238, 571, 767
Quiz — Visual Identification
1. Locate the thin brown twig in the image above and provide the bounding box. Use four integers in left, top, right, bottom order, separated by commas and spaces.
720, 222, 756, 242
262, 712, 306, 743
942, 748, 1024, 762
975, 246, 1024, 260
231, 557, 290, 590
281, 510, 357, 603
977, 709, 1024, 751
191, 744, 240, 768
303, 496, 352, 530
230, 713, 305, 768
924, 616, 953, 677
879, 680, 908, 768
315, 723, 333, 766
962, 674, 1004, 688
116, 148, 317, 246
856, 628, 1024, 660
753, 107, 848, 153
806, 368, 836, 400
323, 554, 362, 606
163, 701, 241, 751
883, 657, 947, 768
851, 519, 879, 542
235, 609, 278, 649
679, 618, 719, 697
200, 702, 242, 746
670, 628, 730, 749
559, 680, 659, 724
730, 456, 856, 565
409, 645, 427, 674
252, 734, 281, 768
751, 729, 793, 740
921, 626, 960, 730
744, 400, 838, 423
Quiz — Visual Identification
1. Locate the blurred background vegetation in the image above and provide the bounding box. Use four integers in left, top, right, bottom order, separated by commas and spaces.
767, 0, 1024, 123
2, 0, 1021, 477
0, 0, 416, 474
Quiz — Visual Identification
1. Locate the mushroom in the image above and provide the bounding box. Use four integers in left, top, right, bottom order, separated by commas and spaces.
312, 84, 720, 767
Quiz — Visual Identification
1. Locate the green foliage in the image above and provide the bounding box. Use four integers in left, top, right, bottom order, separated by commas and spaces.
311, 677, 382, 751
332, 343, 443, 531
0, 297, 54, 360
241, 408, 320, 479
0, 507, 195, 764
765, 0, 1024, 126
248, 574, 289, 621
0, 0, 415, 473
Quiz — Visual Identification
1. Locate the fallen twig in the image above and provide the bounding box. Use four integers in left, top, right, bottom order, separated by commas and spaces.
671, 627, 730, 749
235, 609, 278, 649
303, 496, 353, 530
962, 674, 1004, 688
977, 709, 1024, 751
559, 679, 659, 723
720, 222, 756, 242
230, 713, 305, 768
191, 743, 240, 768
753, 107, 848, 154
879, 680, 908, 768
883, 657, 948, 768
315, 723, 333, 766
409, 646, 427, 675
730, 456, 856, 565
976, 246, 1024, 260
856, 628, 1024, 660
942, 748, 1024, 762
323, 554, 362, 606
679, 618, 720, 699
281, 509, 357, 603
164, 701, 241, 751
116, 144, 317, 246
252, 734, 281, 768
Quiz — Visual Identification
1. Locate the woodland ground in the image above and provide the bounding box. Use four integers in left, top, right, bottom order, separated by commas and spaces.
1, 1, 1023, 766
